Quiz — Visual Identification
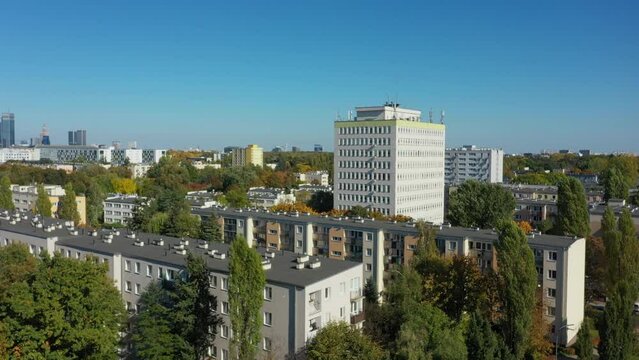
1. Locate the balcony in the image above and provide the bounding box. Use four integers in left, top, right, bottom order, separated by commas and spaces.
350, 288, 364, 300
350, 311, 365, 325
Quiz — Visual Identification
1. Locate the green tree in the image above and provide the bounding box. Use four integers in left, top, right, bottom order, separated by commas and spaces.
307, 191, 333, 213
305, 322, 384, 360
133, 253, 222, 360
0, 248, 125, 358
395, 303, 467, 360
598, 280, 639, 360
165, 209, 201, 238
228, 236, 266, 360
0, 244, 37, 301
447, 180, 516, 229
466, 310, 499, 360
602, 167, 629, 201
58, 182, 81, 224
440, 256, 484, 321
35, 183, 52, 217
363, 278, 379, 304
494, 220, 537, 359
574, 318, 594, 360
222, 188, 251, 208
0, 175, 14, 210
86, 181, 105, 227
556, 177, 590, 238
200, 214, 223, 243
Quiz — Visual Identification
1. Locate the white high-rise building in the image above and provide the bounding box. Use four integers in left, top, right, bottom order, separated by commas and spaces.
445, 145, 504, 185
334, 103, 446, 223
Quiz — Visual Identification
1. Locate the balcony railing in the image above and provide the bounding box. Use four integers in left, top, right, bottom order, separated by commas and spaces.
350, 311, 365, 325
350, 288, 363, 300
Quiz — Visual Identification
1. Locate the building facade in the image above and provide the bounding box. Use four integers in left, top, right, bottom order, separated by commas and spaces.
11, 184, 87, 225
103, 195, 139, 224
0, 211, 364, 359
68, 130, 87, 146
231, 144, 264, 167
296, 170, 330, 186
0, 113, 16, 148
0, 147, 41, 163
195, 206, 585, 346
247, 187, 296, 208
334, 103, 445, 222
445, 145, 504, 185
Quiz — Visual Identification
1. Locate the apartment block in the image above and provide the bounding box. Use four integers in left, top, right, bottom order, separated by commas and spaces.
334, 103, 445, 222
231, 144, 264, 167
0, 147, 41, 163
445, 145, 503, 185
103, 195, 140, 224
0, 210, 364, 359
11, 184, 86, 225
195, 206, 585, 345
296, 171, 330, 186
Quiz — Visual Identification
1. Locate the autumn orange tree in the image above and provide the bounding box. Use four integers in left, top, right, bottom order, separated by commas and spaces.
516, 220, 533, 234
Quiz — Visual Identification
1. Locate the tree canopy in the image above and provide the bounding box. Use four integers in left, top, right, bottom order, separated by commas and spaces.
0, 175, 14, 210
305, 322, 384, 360
555, 177, 590, 238
447, 180, 515, 229
58, 182, 81, 224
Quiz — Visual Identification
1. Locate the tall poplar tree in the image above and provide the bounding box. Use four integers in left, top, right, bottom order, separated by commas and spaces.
229, 236, 266, 360
200, 214, 223, 243
603, 167, 629, 201
58, 182, 81, 224
466, 310, 499, 360
35, 183, 52, 217
556, 177, 590, 238
494, 220, 537, 359
0, 175, 14, 210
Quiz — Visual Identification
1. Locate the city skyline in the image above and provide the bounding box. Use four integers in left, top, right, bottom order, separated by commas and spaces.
0, 0, 637, 153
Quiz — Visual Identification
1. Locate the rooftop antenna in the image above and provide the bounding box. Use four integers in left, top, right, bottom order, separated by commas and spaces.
440, 109, 445, 124
429, 108, 433, 123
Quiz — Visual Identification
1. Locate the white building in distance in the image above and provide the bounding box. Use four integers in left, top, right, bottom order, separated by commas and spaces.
334, 103, 445, 223
445, 145, 504, 185
296, 171, 330, 186
0, 147, 41, 163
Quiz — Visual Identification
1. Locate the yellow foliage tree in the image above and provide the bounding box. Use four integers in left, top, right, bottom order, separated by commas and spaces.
516, 220, 533, 235
111, 178, 137, 194
270, 202, 317, 215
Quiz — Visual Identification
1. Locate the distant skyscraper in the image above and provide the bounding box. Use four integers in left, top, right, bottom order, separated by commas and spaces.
334, 103, 446, 222
40, 124, 50, 145
0, 113, 16, 148
68, 129, 87, 145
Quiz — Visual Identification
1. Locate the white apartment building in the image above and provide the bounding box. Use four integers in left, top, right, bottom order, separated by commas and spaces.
103, 195, 140, 224
0, 211, 364, 359
445, 145, 504, 185
0, 147, 41, 163
334, 103, 445, 223
247, 187, 296, 208
296, 171, 330, 186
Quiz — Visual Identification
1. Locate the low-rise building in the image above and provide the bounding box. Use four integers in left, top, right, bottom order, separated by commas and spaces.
103, 195, 139, 224
186, 190, 218, 210
194, 206, 586, 346
130, 164, 153, 178
0, 147, 41, 163
11, 184, 86, 225
296, 171, 330, 186
247, 188, 296, 208
0, 210, 364, 359
514, 199, 557, 226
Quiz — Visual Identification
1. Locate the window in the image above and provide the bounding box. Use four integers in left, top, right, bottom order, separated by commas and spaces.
135, 283, 141, 295
221, 301, 229, 315
263, 337, 272, 351
39, 246, 44, 254
125, 260, 131, 271
546, 306, 556, 316
221, 325, 229, 339
221, 349, 229, 360
66, 250, 71, 258
448, 242, 457, 251
365, 263, 372, 272
296, 225, 303, 234
324, 287, 330, 299
208, 345, 217, 358
547, 288, 556, 298
351, 301, 359, 314
296, 240, 303, 247
331, 251, 342, 257
158, 267, 163, 279
547, 270, 557, 279
264, 312, 272, 326
221, 277, 228, 290
340, 307, 345, 318
146, 265, 152, 277
125, 281, 132, 292
365, 248, 372, 257
134, 262, 140, 274
210, 275, 218, 288
332, 236, 342, 242
29, 245, 35, 254
264, 286, 272, 301
75, 252, 81, 259
547, 251, 558, 261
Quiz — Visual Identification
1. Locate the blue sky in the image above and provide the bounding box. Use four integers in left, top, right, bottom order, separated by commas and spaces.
0, 0, 637, 153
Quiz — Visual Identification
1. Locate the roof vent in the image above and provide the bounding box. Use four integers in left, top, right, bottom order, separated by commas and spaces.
153, 239, 164, 246
103, 237, 112, 244
264, 251, 275, 258
308, 260, 321, 269
297, 255, 310, 263
57, 223, 63, 229
174, 243, 185, 250
133, 240, 145, 247
69, 230, 78, 236
197, 242, 209, 250
180, 239, 189, 246
113, 230, 121, 236
126, 233, 136, 239
261, 259, 272, 270
295, 262, 305, 270
175, 249, 187, 255
91, 231, 98, 237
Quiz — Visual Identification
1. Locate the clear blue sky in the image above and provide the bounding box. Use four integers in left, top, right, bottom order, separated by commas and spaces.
0, 0, 637, 153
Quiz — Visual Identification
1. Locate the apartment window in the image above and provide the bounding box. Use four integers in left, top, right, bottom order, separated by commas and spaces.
221, 325, 229, 339
66, 249, 71, 257
332, 236, 342, 242
210, 275, 218, 288
208, 345, 217, 358
448, 242, 457, 251
547, 251, 558, 261
547, 270, 557, 280
547, 288, 556, 298
158, 267, 164, 279
546, 306, 556, 316
264, 286, 272, 301
146, 265, 152, 277
365, 248, 372, 257
264, 312, 272, 326
39, 246, 44, 255
125, 260, 131, 272
296, 225, 303, 234
134, 262, 140, 274
340, 306, 345, 318
324, 287, 330, 299
365, 263, 372, 272
331, 251, 342, 257
221, 277, 228, 290
221, 349, 229, 360
351, 301, 359, 314
135, 283, 141, 295
125, 281, 132, 292
263, 337, 272, 351
221, 301, 229, 315
296, 240, 303, 248
75, 252, 81, 259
